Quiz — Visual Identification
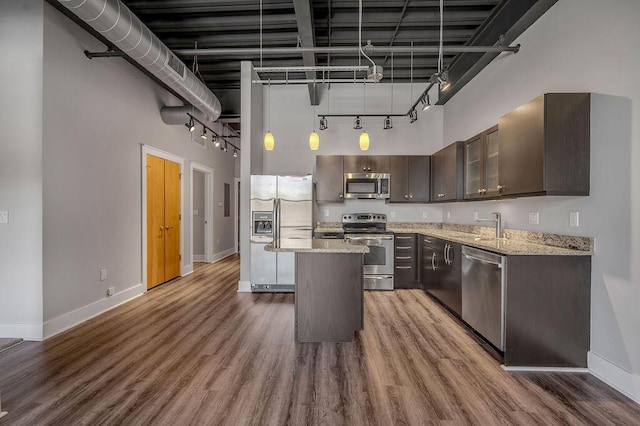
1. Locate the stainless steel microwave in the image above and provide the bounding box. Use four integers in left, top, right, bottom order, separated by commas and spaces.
343, 173, 391, 199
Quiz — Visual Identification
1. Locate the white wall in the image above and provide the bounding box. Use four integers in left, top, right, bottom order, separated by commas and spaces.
0, 0, 44, 340
39, 3, 237, 335
442, 0, 640, 394
263, 83, 444, 223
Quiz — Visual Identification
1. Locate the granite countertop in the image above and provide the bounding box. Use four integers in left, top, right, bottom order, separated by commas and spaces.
265, 238, 369, 253
314, 226, 344, 233
388, 227, 592, 256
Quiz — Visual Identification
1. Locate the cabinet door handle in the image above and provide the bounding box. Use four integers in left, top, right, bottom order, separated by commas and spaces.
409, 194, 414, 199
396, 236, 412, 240
404, 194, 409, 199
396, 256, 412, 260
339, 193, 343, 199
497, 184, 505, 192
431, 252, 436, 270
396, 266, 412, 269
367, 167, 372, 171
396, 246, 412, 249
477, 189, 483, 194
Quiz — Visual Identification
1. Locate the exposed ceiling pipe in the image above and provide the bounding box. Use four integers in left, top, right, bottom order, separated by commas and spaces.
57, 0, 222, 122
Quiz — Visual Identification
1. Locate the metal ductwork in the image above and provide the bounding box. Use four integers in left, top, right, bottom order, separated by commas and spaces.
57, 0, 222, 122
160, 106, 210, 126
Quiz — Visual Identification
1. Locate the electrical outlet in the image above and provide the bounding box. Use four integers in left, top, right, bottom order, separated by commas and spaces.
0, 211, 8, 224
106, 287, 115, 297
473, 211, 479, 220
528, 212, 540, 225
446, 211, 451, 220
570, 211, 579, 227
390, 211, 396, 219
100, 269, 107, 281
422, 210, 428, 219
324, 209, 329, 217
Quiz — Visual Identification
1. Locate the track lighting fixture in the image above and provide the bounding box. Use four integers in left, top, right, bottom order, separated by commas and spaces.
409, 109, 418, 123
383, 116, 393, 130
185, 118, 196, 132
421, 94, 431, 111
183, 112, 240, 157
319, 116, 328, 131
354, 116, 362, 130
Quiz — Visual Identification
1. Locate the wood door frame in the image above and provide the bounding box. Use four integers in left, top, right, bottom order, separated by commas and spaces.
141, 145, 185, 287
234, 177, 241, 253
190, 162, 215, 264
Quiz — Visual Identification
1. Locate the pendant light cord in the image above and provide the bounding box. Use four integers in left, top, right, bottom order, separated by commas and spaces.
438, 0, 443, 74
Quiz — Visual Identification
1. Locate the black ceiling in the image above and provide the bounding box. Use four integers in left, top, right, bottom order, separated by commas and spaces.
53, 0, 557, 118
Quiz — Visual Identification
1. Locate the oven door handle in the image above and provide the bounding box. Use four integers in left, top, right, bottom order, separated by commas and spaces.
346, 236, 394, 241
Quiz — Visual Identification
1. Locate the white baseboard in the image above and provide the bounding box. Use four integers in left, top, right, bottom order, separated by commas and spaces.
237, 280, 251, 292
501, 365, 589, 373
43, 283, 144, 340
193, 254, 206, 262
182, 264, 194, 276
588, 351, 640, 403
0, 322, 43, 341
212, 248, 236, 263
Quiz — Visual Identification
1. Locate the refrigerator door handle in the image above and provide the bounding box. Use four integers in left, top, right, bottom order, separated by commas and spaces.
273, 198, 281, 244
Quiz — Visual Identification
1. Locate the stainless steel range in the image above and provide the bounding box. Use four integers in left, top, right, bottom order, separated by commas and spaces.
342, 213, 394, 290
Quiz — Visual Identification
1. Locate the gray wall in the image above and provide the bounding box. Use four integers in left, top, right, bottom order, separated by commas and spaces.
0, 0, 44, 339
192, 171, 205, 257
40, 3, 237, 328
442, 0, 640, 381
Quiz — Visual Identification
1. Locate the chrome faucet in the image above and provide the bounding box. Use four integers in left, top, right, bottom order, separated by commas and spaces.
476, 212, 502, 239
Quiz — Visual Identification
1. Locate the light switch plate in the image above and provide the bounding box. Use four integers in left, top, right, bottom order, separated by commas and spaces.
100, 269, 107, 281
0, 211, 8, 224
473, 211, 479, 220
324, 209, 329, 217
529, 212, 540, 225
422, 210, 428, 219
570, 211, 579, 227
446, 211, 451, 220
193, 209, 199, 216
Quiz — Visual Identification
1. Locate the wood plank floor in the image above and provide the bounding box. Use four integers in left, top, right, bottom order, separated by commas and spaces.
1, 255, 639, 425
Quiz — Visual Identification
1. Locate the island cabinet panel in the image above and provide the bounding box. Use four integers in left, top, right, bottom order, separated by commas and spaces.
463, 126, 500, 200
315, 155, 344, 202
504, 255, 591, 367
498, 93, 590, 197
431, 141, 464, 202
343, 155, 390, 173
295, 252, 363, 342
394, 233, 419, 288
388, 156, 430, 203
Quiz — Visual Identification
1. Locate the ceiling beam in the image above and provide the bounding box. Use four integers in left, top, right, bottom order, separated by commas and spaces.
293, 0, 320, 105
437, 0, 558, 104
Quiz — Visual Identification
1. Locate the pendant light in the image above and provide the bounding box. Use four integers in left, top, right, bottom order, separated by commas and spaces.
264, 79, 274, 150
309, 82, 319, 150
359, 82, 369, 151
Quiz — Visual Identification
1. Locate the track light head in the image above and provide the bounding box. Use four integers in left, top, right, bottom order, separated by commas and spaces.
421, 94, 431, 111
185, 118, 196, 132
353, 116, 362, 130
438, 70, 450, 90
233, 149, 238, 158
319, 116, 328, 131
408, 109, 418, 123
201, 128, 208, 139
383, 116, 393, 130
213, 136, 221, 148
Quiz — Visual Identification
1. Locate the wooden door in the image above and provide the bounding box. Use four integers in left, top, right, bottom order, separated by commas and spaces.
163, 160, 181, 281
146, 154, 181, 289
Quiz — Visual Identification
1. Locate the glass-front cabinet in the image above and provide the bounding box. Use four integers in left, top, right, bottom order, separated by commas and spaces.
463, 125, 500, 200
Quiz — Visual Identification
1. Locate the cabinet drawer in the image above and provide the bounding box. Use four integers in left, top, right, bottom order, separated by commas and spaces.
394, 263, 418, 288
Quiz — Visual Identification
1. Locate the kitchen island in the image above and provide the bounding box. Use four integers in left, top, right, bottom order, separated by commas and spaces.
265, 239, 368, 342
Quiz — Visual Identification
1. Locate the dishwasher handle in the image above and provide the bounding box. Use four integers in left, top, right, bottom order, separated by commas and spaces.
463, 253, 503, 268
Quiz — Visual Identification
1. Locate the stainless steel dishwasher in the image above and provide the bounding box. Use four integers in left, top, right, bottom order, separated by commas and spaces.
461, 246, 506, 351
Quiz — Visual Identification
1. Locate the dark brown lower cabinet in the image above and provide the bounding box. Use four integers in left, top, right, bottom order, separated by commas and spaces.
420, 236, 461, 317
394, 234, 420, 289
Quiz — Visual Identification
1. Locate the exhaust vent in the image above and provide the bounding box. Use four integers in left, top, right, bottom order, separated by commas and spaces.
167, 53, 186, 79
57, 0, 221, 122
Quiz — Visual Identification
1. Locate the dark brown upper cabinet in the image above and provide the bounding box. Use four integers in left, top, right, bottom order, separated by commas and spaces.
498, 93, 590, 197
388, 156, 430, 203
431, 141, 464, 202
463, 125, 500, 200
343, 155, 390, 173
315, 155, 344, 203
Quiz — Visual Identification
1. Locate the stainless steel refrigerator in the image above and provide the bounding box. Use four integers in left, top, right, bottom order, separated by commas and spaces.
250, 175, 312, 292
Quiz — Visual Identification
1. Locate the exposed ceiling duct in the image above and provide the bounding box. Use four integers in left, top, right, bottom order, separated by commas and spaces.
57, 0, 222, 122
